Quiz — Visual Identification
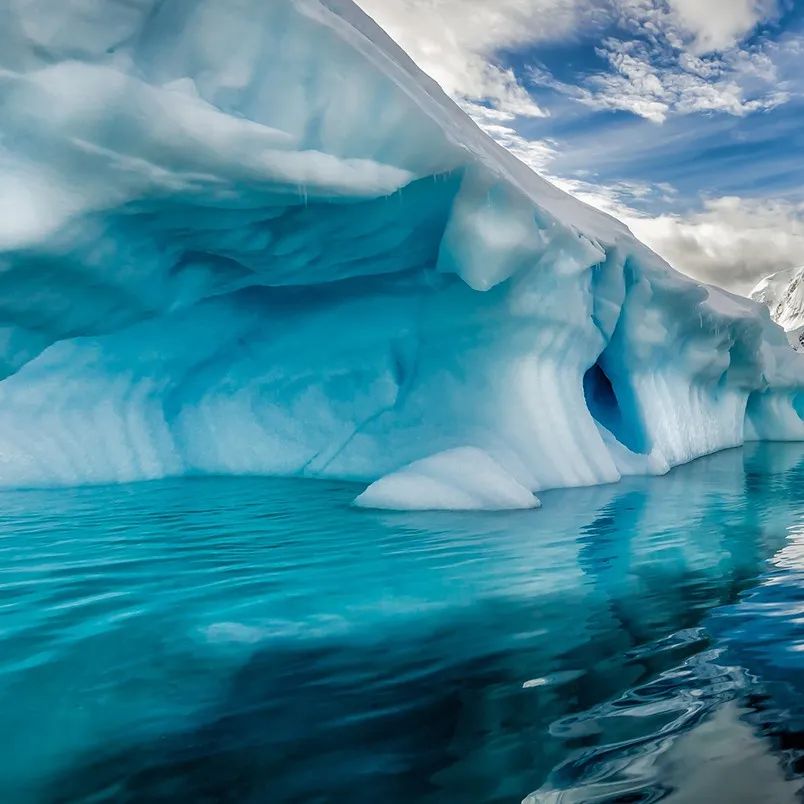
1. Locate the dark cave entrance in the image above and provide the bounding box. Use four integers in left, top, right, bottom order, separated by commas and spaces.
794, 393, 804, 422
583, 360, 647, 455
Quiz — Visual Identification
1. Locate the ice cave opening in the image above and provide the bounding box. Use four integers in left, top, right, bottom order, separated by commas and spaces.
583, 360, 647, 456
794, 393, 804, 422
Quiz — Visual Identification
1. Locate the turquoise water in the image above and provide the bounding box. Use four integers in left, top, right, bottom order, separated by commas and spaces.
2, 444, 804, 802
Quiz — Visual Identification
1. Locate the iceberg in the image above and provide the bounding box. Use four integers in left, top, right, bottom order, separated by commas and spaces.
0, 0, 802, 506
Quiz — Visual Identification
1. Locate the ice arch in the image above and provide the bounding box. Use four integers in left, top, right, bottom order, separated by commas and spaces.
0, 0, 802, 505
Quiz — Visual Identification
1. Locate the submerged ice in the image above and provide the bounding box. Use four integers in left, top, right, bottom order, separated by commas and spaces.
0, 0, 803, 507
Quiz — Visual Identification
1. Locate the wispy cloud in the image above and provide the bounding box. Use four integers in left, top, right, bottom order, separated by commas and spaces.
359, 0, 793, 122
356, 0, 587, 117
531, 42, 789, 123
463, 105, 559, 172
529, 0, 793, 124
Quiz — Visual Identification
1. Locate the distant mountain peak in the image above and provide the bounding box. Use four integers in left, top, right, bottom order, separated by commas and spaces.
751, 267, 804, 352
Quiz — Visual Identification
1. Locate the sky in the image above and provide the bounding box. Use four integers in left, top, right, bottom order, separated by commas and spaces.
356, 0, 804, 294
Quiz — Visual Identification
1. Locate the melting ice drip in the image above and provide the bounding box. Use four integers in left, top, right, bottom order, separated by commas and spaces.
0, 0, 803, 508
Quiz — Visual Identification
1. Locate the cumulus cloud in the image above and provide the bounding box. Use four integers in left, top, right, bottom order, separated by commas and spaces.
626, 197, 804, 293
668, 0, 780, 53
533, 176, 804, 294
528, 179, 804, 294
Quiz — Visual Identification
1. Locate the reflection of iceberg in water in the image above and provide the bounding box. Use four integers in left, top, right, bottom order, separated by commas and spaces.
699, 446, 804, 785
24, 445, 803, 803
530, 443, 804, 802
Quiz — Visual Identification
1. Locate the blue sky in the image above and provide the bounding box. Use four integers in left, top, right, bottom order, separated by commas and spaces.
358, 0, 804, 293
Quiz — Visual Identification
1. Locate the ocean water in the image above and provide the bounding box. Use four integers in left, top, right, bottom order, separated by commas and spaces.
1, 444, 804, 803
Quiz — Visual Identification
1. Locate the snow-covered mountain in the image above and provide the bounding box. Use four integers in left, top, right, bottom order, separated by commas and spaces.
751, 267, 804, 352
0, 0, 802, 509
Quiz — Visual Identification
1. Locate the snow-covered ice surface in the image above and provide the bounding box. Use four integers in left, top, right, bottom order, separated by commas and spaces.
751, 267, 804, 353
0, 0, 803, 508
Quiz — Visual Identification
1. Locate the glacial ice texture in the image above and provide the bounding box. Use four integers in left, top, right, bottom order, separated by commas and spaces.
0, 0, 803, 505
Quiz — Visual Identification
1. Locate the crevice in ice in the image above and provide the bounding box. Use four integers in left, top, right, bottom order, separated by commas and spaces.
309, 399, 399, 477
305, 322, 424, 477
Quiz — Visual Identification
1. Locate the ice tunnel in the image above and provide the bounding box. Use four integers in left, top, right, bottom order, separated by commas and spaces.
0, 0, 803, 507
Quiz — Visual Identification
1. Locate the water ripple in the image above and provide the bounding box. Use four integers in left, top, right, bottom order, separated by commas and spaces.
0, 444, 803, 802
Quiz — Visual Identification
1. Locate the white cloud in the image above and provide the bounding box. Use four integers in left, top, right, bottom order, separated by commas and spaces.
626, 197, 804, 293
360, 0, 792, 129
490, 163, 804, 295
668, 0, 779, 53
463, 105, 559, 172
611, 0, 781, 54
356, 0, 588, 117
531, 176, 804, 294
528, 172, 804, 294
530, 19, 789, 123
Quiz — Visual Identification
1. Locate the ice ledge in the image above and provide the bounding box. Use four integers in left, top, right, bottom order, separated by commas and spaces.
354, 448, 541, 511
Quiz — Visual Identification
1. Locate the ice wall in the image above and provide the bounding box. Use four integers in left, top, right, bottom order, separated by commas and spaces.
0, 0, 802, 502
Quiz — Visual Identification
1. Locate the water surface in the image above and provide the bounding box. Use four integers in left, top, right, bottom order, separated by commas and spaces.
2, 443, 804, 802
